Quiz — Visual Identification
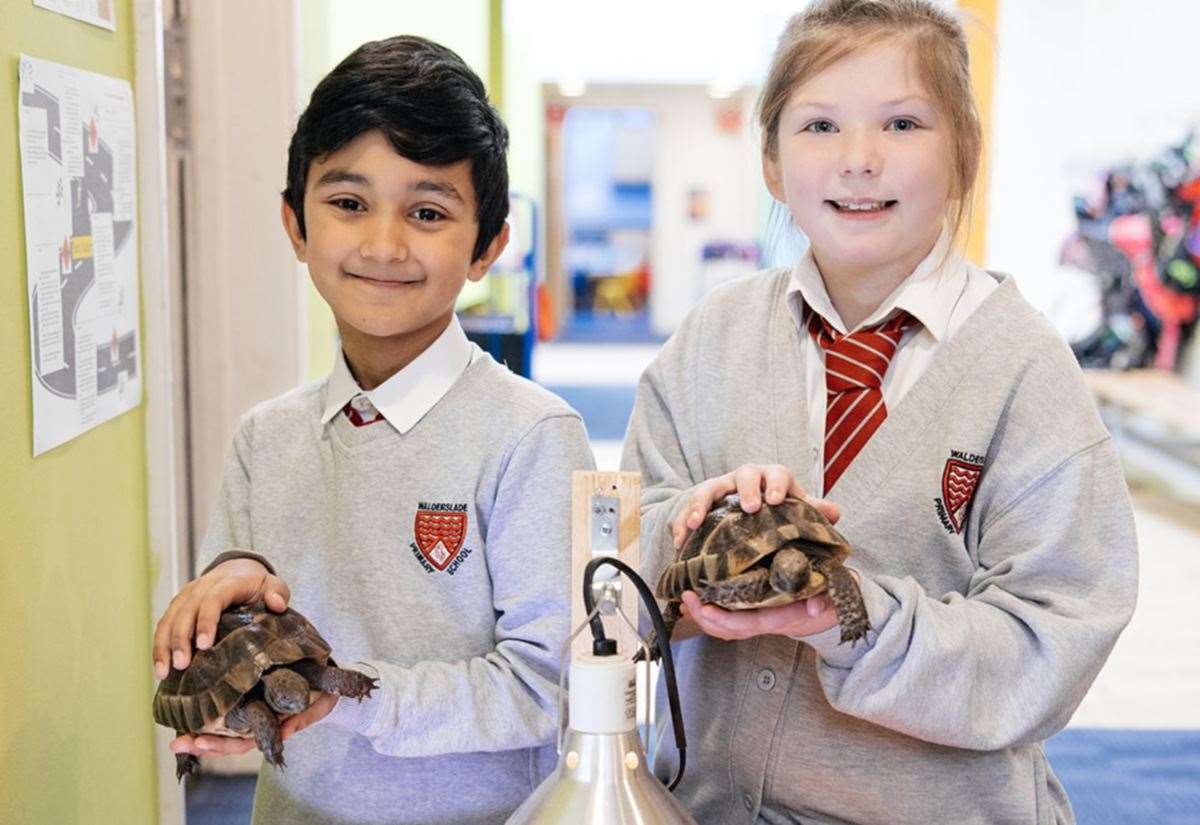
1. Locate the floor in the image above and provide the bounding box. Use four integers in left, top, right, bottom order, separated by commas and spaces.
186, 340, 1200, 824
1045, 729, 1200, 825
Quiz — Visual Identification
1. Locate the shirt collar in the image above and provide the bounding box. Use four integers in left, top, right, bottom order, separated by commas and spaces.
786, 225, 964, 341
321, 314, 475, 433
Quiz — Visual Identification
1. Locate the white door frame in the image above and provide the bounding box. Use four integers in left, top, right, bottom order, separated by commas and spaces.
138, 0, 303, 820
184, 0, 304, 550
134, 0, 187, 821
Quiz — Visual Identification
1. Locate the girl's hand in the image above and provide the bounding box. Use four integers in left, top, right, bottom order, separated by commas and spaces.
680, 590, 839, 640
670, 464, 840, 548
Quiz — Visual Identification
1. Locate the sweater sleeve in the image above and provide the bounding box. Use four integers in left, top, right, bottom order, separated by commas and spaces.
620, 334, 702, 589
806, 436, 1139, 750
324, 413, 596, 757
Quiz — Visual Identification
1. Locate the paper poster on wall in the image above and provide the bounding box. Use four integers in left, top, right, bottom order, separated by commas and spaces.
33, 0, 116, 31
18, 55, 141, 455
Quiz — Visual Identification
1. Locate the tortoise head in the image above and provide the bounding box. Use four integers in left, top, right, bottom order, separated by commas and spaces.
262, 667, 313, 715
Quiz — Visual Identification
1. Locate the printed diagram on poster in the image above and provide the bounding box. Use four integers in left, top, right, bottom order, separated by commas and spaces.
18, 55, 140, 455
33, 0, 116, 31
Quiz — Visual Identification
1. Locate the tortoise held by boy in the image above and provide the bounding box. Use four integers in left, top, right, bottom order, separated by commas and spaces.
655, 494, 870, 650
152, 603, 378, 779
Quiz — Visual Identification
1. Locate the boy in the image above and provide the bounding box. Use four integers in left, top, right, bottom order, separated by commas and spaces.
152, 36, 594, 825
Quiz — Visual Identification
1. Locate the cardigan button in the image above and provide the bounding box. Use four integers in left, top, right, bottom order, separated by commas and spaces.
743, 792, 754, 812
756, 668, 776, 691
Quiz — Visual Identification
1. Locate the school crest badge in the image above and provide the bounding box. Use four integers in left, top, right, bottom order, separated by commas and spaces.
412, 503, 468, 571
934, 451, 984, 534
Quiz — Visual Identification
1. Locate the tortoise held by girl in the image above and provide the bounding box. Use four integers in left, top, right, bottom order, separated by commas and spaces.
655, 494, 869, 651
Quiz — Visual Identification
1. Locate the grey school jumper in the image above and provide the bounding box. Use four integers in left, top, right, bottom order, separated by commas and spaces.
622, 270, 1138, 825
198, 349, 594, 825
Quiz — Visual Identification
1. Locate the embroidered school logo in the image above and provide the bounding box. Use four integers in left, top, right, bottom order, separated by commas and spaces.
934, 451, 984, 534
410, 502, 474, 575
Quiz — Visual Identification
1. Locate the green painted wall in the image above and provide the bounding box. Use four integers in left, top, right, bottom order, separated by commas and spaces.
0, 1, 158, 823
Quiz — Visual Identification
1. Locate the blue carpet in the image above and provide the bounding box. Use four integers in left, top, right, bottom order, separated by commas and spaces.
1045, 728, 1200, 824
184, 730, 1200, 824
185, 773, 256, 825
543, 384, 637, 441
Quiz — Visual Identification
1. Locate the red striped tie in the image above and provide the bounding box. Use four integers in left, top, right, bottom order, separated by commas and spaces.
808, 309, 915, 492
343, 396, 384, 427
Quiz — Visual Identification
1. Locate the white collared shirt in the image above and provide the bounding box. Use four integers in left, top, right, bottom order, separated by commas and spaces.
785, 228, 998, 496
321, 314, 476, 434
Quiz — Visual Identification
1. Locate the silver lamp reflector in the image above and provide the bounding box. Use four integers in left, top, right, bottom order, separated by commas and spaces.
505, 652, 697, 825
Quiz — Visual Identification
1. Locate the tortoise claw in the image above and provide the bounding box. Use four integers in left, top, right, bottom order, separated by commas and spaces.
633, 630, 664, 663
350, 674, 380, 703
174, 753, 200, 782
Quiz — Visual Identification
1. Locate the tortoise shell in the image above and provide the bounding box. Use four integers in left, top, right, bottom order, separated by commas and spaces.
655, 494, 870, 646
152, 605, 333, 736
657, 494, 850, 607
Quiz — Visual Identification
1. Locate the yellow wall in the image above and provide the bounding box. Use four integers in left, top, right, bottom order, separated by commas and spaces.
0, 2, 158, 823
960, 0, 998, 264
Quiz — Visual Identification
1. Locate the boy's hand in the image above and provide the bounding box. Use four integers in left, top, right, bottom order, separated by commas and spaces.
169, 732, 256, 759
680, 590, 839, 640
168, 692, 338, 759
153, 557, 291, 679
670, 464, 839, 548
280, 692, 338, 741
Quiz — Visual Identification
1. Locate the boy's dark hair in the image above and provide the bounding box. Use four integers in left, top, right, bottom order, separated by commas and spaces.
284, 36, 509, 261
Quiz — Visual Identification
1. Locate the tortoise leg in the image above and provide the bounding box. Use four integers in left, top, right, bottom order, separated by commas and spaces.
261, 667, 312, 715
288, 660, 379, 701
173, 731, 201, 782
698, 567, 770, 607
225, 699, 285, 768
824, 564, 870, 646
767, 547, 810, 595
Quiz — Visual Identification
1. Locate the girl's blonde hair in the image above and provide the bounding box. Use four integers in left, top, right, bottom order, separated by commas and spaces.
758, 0, 982, 246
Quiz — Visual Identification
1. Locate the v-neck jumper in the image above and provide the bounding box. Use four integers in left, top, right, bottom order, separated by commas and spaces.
623, 267, 1137, 825
198, 349, 595, 825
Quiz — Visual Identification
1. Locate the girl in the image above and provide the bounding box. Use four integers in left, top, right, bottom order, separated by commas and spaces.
623, 2, 1137, 823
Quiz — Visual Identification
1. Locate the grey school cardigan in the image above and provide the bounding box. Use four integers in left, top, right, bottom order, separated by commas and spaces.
198, 349, 594, 825
622, 269, 1138, 825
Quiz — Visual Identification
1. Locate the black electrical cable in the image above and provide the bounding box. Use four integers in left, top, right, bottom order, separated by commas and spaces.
582, 556, 687, 792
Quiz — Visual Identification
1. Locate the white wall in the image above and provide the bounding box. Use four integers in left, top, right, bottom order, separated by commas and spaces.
987, 0, 1200, 330
552, 86, 763, 335
322, 0, 488, 78
506, 0, 798, 88
650, 90, 763, 334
